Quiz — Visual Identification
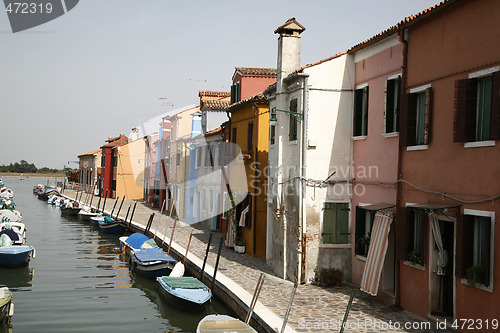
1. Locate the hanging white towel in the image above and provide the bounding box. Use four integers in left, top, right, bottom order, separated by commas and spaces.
239, 205, 249, 227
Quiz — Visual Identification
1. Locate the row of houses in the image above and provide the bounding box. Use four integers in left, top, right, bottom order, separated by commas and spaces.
77, 0, 499, 328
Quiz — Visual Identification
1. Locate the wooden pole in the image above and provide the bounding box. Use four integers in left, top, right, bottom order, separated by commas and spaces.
183, 230, 194, 265
245, 273, 265, 324
211, 237, 223, 291
102, 189, 109, 215
110, 198, 118, 218
339, 292, 355, 333
115, 196, 125, 220
280, 283, 298, 333
167, 218, 177, 254
89, 182, 97, 212
200, 232, 213, 280
128, 201, 137, 229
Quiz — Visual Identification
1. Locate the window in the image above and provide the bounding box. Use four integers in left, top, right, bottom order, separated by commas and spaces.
112, 154, 118, 167
454, 71, 500, 142
176, 150, 181, 167
112, 179, 116, 191
355, 207, 375, 256
196, 147, 202, 169
353, 86, 369, 137
458, 212, 492, 287
400, 87, 432, 146
270, 125, 275, 145
407, 209, 426, 265
231, 127, 237, 157
247, 122, 254, 153
230, 82, 240, 104
165, 145, 170, 165
101, 154, 105, 167
385, 76, 401, 133
289, 98, 298, 141
322, 203, 349, 244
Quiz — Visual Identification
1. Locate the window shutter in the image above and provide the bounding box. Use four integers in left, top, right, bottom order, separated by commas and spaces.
353, 89, 363, 136
483, 217, 491, 286
396, 207, 408, 261
491, 71, 500, 140
384, 80, 389, 134
363, 87, 369, 136
420, 212, 427, 264
323, 203, 336, 244
456, 214, 474, 278
355, 207, 365, 255
424, 88, 433, 145
230, 85, 236, 104
336, 204, 349, 244
400, 93, 418, 146
396, 76, 401, 132
454, 79, 468, 142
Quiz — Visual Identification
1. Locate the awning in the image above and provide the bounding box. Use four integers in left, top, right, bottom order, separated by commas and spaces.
406, 202, 459, 210
362, 203, 395, 211
360, 211, 394, 296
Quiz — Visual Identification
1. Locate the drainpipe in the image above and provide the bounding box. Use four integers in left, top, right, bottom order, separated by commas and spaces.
285, 72, 309, 284
396, 28, 408, 307
252, 102, 260, 256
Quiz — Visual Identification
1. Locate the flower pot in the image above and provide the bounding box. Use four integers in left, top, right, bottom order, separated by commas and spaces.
234, 245, 245, 254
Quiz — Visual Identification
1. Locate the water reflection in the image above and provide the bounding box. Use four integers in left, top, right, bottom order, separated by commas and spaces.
0, 266, 34, 291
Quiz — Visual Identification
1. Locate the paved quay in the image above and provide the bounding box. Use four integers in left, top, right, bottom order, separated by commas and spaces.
64, 190, 446, 333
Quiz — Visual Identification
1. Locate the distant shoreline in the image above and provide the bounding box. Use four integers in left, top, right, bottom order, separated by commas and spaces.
0, 172, 68, 179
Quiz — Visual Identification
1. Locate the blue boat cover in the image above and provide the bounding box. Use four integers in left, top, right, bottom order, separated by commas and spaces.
134, 248, 176, 263
125, 233, 150, 250
0, 245, 34, 254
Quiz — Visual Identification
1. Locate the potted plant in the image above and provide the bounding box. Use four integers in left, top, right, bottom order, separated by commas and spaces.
358, 232, 371, 256
465, 265, 485, 287
234, 238, 246, 254
408, 250, 422, 266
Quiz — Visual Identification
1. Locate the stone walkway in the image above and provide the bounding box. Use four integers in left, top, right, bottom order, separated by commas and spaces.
65, 190, 446, 333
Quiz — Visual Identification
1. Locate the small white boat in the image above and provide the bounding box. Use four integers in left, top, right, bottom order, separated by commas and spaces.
0, 287, 14, 324
196, 314, 257, 333
0, 222, 26, 245
78, 206, 98, 221
0, 209, 22, 223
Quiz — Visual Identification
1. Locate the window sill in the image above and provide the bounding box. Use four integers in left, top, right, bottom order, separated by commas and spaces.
460, 278, 493, 293
355, 255, 367, 261
464, 140, 496, 148
406, 145, 428, 151
382, 132, 399, 138
403, 260, 425, 271
288, 140, 298, 146
353, 136, 367, 141
320, 243, 351, 249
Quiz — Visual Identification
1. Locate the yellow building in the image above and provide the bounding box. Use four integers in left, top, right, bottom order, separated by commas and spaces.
114, 137, 146, 200
228, 93, 269, 257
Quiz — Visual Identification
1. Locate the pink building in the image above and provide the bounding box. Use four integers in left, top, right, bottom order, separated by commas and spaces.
231, 67, 276, 103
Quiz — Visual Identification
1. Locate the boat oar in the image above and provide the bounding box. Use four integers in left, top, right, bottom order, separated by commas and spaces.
167, 218, 177, 254
115, 196, 125, 220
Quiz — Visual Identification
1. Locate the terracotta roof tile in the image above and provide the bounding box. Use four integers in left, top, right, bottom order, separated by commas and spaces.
205, 126, 222, 136
78, 148, 101, 157
228, 92, 267, 111
235, 67, 277, 77
198, 90, 231, 98
203, 100, 231, 110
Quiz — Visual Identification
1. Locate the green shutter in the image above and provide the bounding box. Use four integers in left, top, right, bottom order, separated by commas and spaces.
323, 203, 337, 244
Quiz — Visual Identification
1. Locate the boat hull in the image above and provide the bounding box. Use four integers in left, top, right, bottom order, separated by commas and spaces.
60, 207, 81, 216
98, 221, 126, 234
157, 276, 211, 313
130, 250, 176, 278
0, 246, 34, 267
0, 287, 13, 324
196, 314, 257, 333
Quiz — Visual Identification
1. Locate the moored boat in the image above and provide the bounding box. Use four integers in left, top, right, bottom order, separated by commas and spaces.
196, 314, 257, 333
0, 245, 35, 267
119, 233, 155, 255
157, 276, 211, 313
98, 216, 126, 234
0, 222, 26, 245
0, 287, 14, 324
78, 206, 98, 221
130, 248, 176, 278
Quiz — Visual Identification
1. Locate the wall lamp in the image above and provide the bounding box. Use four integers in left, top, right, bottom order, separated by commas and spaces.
270, 107, 303, 125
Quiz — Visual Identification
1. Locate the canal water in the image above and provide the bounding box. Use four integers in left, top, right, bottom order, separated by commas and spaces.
0, 177, 234, 333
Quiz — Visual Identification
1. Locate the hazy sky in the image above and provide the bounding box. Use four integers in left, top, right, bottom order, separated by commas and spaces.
0, 0, 439, 169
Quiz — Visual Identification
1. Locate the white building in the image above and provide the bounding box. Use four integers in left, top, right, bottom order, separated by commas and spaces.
264, 18, 355, 283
